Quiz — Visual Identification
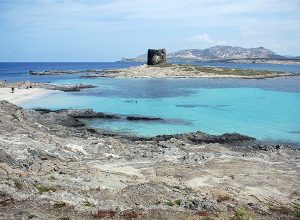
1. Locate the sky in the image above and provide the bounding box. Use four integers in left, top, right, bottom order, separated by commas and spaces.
0, 0, 299, 61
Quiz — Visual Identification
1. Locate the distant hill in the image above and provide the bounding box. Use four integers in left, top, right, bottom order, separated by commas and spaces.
121, 46, 286, 62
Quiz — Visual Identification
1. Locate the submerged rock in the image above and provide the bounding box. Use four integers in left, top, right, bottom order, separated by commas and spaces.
127, 116, 163, 121
152, 131, 255, 145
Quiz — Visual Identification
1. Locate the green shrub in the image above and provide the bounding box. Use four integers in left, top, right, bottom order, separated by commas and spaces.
36, 185, 57, 193
14, 181, 23, 190
174, 199, 181, 206
165, 201, 174, 206
236, 207, 252, 220
28, 214, 38, 219
57, 217, 71, 220
83, 201, 95, 207
154, 200, 161, 205
54, 202, 66, 208
202, 217, 213, 220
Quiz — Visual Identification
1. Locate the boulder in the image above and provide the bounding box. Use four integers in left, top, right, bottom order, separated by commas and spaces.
147, 49, 167, 65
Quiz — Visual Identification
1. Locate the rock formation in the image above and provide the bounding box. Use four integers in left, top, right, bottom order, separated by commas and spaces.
1, 100, 299, 219
147, 48, 167, 65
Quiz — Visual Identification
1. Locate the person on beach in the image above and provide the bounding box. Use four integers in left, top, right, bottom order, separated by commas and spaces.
11, 87, 15, 93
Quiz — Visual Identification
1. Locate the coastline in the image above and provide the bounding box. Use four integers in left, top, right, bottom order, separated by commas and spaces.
20, 63, 298, 79
97, 64, 296, 79
0, 81, 96, 104
0, 69, 299, 219
0, 87, 57, 105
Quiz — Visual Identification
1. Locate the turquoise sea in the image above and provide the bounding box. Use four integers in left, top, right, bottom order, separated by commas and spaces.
1, 62, 300, 145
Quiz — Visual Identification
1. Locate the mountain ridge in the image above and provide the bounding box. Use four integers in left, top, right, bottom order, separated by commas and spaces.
121, 46, 295, 62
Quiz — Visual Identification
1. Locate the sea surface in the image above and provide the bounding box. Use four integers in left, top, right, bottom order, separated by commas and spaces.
1, 62, 300, 145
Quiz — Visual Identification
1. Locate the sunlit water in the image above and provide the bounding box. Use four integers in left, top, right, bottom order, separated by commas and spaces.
1, 62, 300, 144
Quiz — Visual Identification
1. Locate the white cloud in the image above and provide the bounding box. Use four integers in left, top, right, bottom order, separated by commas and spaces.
186, 34, 227, 46
240, 27, 257, 38
187, 34, 214, 44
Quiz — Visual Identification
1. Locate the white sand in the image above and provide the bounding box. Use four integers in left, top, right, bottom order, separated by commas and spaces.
0, 88, 56, 104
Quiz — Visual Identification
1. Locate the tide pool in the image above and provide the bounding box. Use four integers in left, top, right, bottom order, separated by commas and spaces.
21, 77, 300, 144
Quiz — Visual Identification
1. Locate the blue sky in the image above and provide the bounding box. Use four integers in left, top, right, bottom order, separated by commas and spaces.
0, 0, 299, 61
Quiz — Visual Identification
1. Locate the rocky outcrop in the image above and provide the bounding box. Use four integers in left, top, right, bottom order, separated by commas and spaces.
150, 131, 256, 145
1, 100, 299, 220
29, 70, 103, 75
147, 49, 167, 65
0, 81, 96, 92
34, 108, 121, 119
46, 84, 96, 92
34, 108, 166, 121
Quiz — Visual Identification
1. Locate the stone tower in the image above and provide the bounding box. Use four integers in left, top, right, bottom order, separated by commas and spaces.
147, 49, 167, 65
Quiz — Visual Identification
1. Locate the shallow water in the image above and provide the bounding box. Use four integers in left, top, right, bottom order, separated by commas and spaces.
1, 62, 300, 144
21, 77, 300, 144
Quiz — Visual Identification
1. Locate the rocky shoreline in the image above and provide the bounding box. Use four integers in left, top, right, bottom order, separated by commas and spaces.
25, 64, 297, 79
0, 81, 96, 92
100, 64, 296, 79
29, 70, 104, 76
0, 100, 299, 219
222, 58, 300, 65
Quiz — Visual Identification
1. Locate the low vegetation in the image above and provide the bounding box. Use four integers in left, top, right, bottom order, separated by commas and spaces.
36, 185, 58, 194
174, 199, 182, 206
156, 63, 289, 77
165, 201, 174, 206
202, 217, 213, 220
235, 207, 252, 220
53, 202, 66, 209
57, 217, 71, 220
83, 201, 95, 207
91, 209, 141, 219
28, 214, 38, 219
14, 180, 23, 190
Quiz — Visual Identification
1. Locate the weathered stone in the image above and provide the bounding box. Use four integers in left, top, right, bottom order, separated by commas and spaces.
147, 49, 167, 65
0, 100, 299, 220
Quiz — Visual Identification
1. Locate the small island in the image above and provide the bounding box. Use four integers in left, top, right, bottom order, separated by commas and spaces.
100, 63, 295, 79
29, 49, 297, 79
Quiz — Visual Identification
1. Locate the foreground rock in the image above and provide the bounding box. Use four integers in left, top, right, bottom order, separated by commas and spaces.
0, 100, 299, 219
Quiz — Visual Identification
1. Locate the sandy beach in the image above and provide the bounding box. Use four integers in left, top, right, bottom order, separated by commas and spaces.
0, 88, 57, 104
